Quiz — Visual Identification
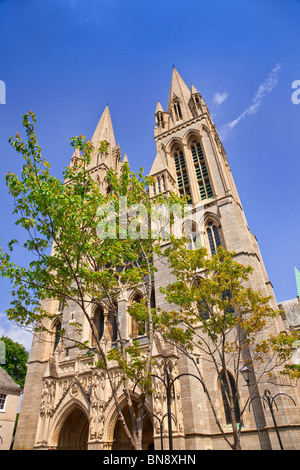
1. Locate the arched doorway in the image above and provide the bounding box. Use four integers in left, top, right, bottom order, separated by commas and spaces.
112, 404, 154, 450
57, 406, 89, 450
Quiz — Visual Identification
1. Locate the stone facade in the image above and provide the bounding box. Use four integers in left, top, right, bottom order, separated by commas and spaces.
13, 68, 300, 450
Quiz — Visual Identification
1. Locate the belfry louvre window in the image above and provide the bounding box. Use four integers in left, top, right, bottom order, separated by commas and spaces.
207, 221, 221, 255
174, 101, 182, 121
191, 141, 213, 200
174, 149, 191, 202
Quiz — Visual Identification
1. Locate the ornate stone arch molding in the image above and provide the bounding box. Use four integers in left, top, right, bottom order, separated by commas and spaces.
165, 136, 184, 154
216, 368, 241, 426
204, 211, 222, 228
181, 128, 202, 146
200, 123, 229, 197
91, 300, 105, 318
213, 366, 237, 391
105, 392, 153, 445
49, 398, 89, 448
204, 211, 225, 253
128, 288, 145, 306
128, 289, 146, 338
199, 123, 211, 135
199, 124, 217, 160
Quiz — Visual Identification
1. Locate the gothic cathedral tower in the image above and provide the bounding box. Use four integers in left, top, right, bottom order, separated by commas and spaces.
150, 67, 276, 309
148, 68, 300, 450
13, 68, 300, 451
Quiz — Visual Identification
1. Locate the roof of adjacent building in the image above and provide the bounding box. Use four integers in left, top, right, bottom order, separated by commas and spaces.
0, 367, 21, 392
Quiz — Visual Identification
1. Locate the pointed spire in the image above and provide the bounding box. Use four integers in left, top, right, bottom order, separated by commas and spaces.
71, 147, 80, 159
294, 265, 300, 298
155, 101, 164, 113
91, 105, 116, 149
191, 83, 200, 95
122, 152, 129, 168
167, 67, 193, 119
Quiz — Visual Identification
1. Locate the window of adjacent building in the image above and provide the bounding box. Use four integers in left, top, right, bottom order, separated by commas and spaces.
173, 149, 192, 202
190, 140, 213, 200
206, 221, 222, 255
0, 393, 7, 411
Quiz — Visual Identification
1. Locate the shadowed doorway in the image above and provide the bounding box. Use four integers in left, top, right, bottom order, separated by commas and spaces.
57, 406, 89, 450
112, 404, 154, 450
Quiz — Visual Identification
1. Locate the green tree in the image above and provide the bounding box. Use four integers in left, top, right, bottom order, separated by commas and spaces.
0, 336, 28, 388
156, 240, 300, 450
0, 112, 183, 450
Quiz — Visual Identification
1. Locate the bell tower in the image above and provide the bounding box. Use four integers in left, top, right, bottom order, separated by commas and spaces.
150, 66, 279, 310
150, 67, 297, 450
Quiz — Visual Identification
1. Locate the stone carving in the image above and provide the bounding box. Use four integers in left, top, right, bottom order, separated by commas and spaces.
153, 394, 163, 433
41, 379, 56, 415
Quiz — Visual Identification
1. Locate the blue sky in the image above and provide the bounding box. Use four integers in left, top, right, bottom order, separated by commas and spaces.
0, 0, 300, 350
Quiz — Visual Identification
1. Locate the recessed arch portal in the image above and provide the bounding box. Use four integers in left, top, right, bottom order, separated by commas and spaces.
56, 406, 89, 450
111, 398, 154, 450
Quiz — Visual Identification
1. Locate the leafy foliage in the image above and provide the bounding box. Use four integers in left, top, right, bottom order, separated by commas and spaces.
0, 112, 184, 449
0, 336, 29, 388
155, 239, 300, 449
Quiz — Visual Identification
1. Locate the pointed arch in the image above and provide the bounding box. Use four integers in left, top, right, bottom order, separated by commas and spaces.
107, 302, 118, 343
171, 94, 183, 122
170, 142, 192, 202
182, 219, 201, 250
204, 213, 224, 255
51, 401, 89, 450
106, 393, 154, 450
91, 304, 105, 347
129, 290, 147, 338
52, 317, 62, 353
187, 134, 213, 201
219, 370, 241, 426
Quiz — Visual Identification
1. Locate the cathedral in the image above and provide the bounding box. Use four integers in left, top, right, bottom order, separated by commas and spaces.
13, 68, 300, 450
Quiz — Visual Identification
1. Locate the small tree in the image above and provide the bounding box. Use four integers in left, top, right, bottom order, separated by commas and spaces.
156, 240, 300, 450
0, 112, 183, 450
0, 336, 28, 388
